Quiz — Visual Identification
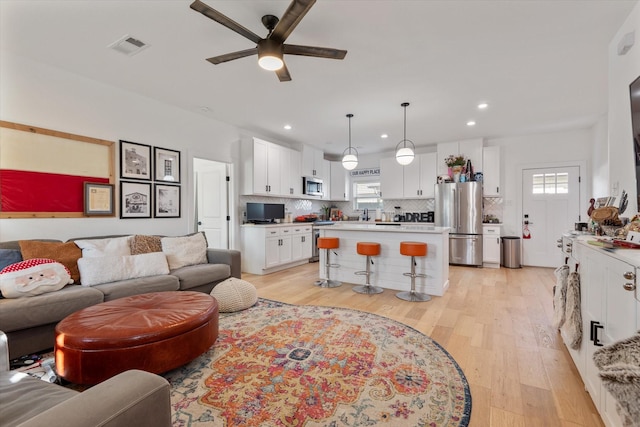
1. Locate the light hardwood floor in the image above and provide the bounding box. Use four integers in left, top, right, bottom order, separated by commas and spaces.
242, 263, 604, 427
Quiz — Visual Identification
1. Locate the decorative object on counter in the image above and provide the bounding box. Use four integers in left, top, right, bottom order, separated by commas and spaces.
619, 190, 628, 214
587, 198, 596, 216
592, 331, 640, 427
395, 102, 415, 166
445, 154, 466, 182
341, 113, 358, 171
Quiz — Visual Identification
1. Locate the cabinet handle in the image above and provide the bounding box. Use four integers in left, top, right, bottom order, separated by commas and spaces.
556, 239, 562, 243
590, 321, 604, 347
623, 283, 636, 291
623, 271, 635, 280
557, 244, 563, 248
497, 237, 500, 244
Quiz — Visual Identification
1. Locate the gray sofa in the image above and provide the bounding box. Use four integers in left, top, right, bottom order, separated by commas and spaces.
0, 236, 241, 359
0, 331, 172, 427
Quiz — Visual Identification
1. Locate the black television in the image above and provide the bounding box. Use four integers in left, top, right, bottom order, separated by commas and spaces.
246, 203, 285, 224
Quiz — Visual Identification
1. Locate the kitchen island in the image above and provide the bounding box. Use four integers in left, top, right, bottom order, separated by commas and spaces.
317, 223, 450, 296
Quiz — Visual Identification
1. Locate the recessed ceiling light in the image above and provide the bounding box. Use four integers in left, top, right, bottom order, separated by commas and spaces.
284, 124, 292, 130
467, 121, 476, 126
477, 103, 488, 109
380, 134, 388, 139
108, 34, 149, 56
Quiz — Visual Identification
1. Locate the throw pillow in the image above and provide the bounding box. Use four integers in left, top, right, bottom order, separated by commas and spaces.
74, 236, 132, 258
19, 240, 82, 283
0, 249, 22, 270
161, 232, 207, 270
130, 235, 162, 255
210, 277, 258, 312
0, 258, 73, 298
77, 252, 169, 287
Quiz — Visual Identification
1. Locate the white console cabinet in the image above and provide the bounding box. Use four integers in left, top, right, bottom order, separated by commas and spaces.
242, 224, 312, 275
564, 240, 639, 427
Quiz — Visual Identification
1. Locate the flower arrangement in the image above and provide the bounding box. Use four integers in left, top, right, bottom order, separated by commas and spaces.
445, 154, 466, 167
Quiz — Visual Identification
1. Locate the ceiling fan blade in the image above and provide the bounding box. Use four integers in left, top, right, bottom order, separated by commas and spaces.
283, 44, 347, 60
190, 0, 262, 44
206, 48, 258, 65
276, 63, 292, 82
271, 0, 316, 43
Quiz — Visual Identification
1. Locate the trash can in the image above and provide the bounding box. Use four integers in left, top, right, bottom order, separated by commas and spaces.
501, 236, 521, 268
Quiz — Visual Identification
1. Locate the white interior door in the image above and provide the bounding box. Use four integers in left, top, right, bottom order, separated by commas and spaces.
522, 166, 580, 267
195, 159, 229, 249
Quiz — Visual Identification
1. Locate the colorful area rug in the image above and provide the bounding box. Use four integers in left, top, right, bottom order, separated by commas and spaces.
165, 299, 471, 427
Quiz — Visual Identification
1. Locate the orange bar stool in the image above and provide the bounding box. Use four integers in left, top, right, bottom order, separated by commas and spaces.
314, 237, 342, 288
397, 241, 431, 302
353, 242, 383, 295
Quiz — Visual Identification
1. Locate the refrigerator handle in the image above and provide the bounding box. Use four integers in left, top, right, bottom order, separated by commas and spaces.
455, 187, 460, 231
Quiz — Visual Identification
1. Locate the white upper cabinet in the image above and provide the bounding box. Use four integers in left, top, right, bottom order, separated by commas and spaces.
329, 161, 350, 201
241, 137, 297, 197
436, 138, 483, 176
321, 159, 331, 200
302, 146, 326, 178
282, 148, 302, 197
380, 153, 436, 199
482, 146, 501, 196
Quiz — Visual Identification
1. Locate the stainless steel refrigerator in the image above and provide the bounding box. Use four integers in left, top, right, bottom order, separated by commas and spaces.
435, 181, 483, 266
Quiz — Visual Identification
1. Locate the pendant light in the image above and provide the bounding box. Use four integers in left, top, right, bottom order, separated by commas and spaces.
395, 102, 415, 166
342, 113, 358, 170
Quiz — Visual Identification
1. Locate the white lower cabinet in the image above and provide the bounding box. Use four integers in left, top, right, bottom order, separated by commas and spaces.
565, 242, 639, 427
242, 224, 312, 274
482, 225, 501, 267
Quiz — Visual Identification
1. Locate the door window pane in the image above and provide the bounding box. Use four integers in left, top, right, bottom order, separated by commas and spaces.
531, 172, 571, 194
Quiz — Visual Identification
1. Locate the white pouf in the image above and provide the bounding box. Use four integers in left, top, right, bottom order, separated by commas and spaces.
211, 277, 258, 312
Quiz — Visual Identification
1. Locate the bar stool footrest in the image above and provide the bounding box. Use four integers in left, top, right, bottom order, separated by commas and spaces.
402, 272, 427, 278
354, 271, 373, 276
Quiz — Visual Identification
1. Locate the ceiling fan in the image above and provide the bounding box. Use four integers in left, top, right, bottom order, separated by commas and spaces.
190, 0, 347, 82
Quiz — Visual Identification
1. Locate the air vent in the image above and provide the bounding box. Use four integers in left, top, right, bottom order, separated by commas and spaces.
108, 35, 149, 56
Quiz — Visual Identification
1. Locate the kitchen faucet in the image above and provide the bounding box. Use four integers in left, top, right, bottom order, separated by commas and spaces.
363, 209, 369, 221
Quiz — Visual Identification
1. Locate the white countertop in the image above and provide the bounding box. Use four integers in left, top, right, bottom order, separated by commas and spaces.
321, 223, 449, 234
576, 235, 640, 268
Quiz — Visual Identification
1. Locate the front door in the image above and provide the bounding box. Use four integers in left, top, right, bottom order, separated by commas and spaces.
522, 166, 581, 267
195, 159, 229, 249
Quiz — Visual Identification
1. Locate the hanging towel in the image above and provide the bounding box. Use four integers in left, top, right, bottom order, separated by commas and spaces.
562, 271, 582, 350
593, 331, 640, 427
553, 264, 569, 329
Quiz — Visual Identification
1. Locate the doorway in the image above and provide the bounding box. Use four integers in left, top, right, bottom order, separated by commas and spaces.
521, 165, 582, 267
194, 158, 230, 249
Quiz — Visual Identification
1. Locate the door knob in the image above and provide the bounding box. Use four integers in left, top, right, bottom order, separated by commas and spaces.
197, 221, 202, 225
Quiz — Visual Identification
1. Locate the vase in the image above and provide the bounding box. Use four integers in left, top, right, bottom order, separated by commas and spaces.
452, 165, 463, 182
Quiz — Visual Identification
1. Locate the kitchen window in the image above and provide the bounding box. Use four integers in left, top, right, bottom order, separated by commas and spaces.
353, 181, 383, 210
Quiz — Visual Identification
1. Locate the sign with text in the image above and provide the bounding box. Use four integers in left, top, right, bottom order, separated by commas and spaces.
350, 168, 380, 177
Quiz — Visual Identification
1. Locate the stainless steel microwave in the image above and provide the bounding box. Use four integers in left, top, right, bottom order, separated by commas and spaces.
303, 176, 323, 197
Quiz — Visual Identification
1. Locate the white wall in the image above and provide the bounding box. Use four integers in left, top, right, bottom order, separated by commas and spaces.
0, 52, 240, 241
608, 3, 640, 214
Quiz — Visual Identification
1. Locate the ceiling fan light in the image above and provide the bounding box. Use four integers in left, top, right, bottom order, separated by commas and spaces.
258, 39, 284, 71
342, 153, 358, 170
396, 146, 415, 165
258, 54, 283, 71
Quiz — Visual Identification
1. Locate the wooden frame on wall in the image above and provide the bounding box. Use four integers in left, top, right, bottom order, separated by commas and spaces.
0, 121, 115, 218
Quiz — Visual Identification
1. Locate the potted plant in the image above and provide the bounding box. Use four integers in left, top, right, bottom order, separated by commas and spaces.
445, 155, 466, 182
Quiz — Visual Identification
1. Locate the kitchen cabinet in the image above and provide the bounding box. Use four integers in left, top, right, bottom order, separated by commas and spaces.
302, 145, 326, 178
482, 146, 501, 196
329, 161, 349, 201
380, 153, 437, 199
241, 137, 299, 197
482, 224, 501, 267
321, 159, 331, 200
562, 241, 639, 427
282, 148, 302, 197
436, 139, 483, 176
241, 224, 313, 274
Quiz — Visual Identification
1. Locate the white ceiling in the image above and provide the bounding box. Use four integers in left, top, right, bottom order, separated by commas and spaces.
0, 0, 636, 157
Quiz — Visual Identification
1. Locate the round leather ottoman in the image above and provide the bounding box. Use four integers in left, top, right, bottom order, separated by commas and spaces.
55, 291, 218, 385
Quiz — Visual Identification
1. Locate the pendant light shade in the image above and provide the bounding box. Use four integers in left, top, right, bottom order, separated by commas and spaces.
257, 39, 284, 71
395, 102, 415, 166
342, 113, 358, 170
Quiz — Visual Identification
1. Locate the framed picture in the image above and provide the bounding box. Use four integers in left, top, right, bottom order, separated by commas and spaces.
154, 147, 181, 183
120, 140, 151, 180
154, 184, 181, 218
83, 182, 114, 216
120, 181, 152, 219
